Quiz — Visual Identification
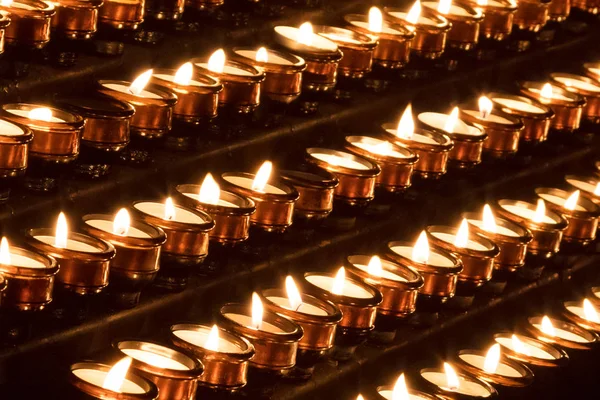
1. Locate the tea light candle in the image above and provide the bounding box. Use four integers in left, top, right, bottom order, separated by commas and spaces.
274, 24, 338, 53
583, 62, 600, 83
526, 315, 598, 350
551, 73, 600, 124
561, 299, 600, 333
474, 0, 517, 41
0, 0, 54, 48
98, 0, 143, 30
377, 373, 440, 400
279, 167, 338, 223
422, 0, 483, 50
0, 117, 32, 179
513, 0, 550, 32
419, 364, 497, 399
493, 333, 567, 368
565, 175, 600, 205
52, 0, 102, 40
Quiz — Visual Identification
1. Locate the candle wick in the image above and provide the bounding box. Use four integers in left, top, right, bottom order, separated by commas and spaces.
294, 303, 302, 312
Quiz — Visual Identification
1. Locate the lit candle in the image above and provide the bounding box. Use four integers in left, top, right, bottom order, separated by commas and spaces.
377, 373, 440, 400
418, 109, 484, 137
389, 231, 458, 267
429, 219, 494, 251
552, 73, 600, 92
273, 22, 339, 53
474, 0, 517, 41
0, 236, 52, 269
492, 97, 547, 114
133, 199, 209, 224
308, 150, 371, 170
85, 209, 152, 238
562, 299, 600, 332
223, 161, 287, 195
33, 212, 104, 252
223, 293, 286, 333
0, 0, 55, 48
184, 174, 240, 208
420, 363, 496, 398
71, 358, 149, 395
468, 205, 521, 237
499, 199, 557, 224
527, 315, 598, 349
422, 0, 483, 50
265, 276, 329, 315
305, 267, 375, 299
119, 345, 191, 370
173, 324, 247, 353
565, 175, 600, 201
495, 334, 557, 360
195, 49, 257, 77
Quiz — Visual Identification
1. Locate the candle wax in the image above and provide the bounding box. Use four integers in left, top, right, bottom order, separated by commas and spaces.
305, 274, 374, 299
527, 87, 572, 102
34, 235, 102, 252
459, 353, 522, 377
85, 219, 152, 239
462, 109, 514, 124
0, 119, 25, 136
173, 328, 245, 353
500, 203, 556, 224
348, 20, 405, 35
182, 192, 240, 208
223, 175, 287, 195
195, 62, 256, 77
492, 97, 546, 114
7, 109, 66, 123
351, 140, 412, 158
388, 11, 441, 26
554, 76, 600, 92
72, 368, 145, 394
319, 32, 363, 45
423, 1, 474, 16
390, 245, 455, 267
467, 219, 520, 237
353, 263, 408, 282
266, 295, 329, 316
418, 112, 483, 136
274, 26, 339, 52
121, 348, 190, 370
533, 323, 590, 343
421, 371, 492, 397
379, 389, 431, 400
153, 73, 206, 87
310, 152, 370, 170
234, 49, 294, 66
4, 253, 47, 269
494, 336, 555, 360
589, 67, 600, 77
223, 312, 286, 333
385, 128, 440, 145
565, 178, 599, 196
430, 231, 490, 251
102, 83, 162, 100
133, 202, 207, 224
537, 192, 587, 212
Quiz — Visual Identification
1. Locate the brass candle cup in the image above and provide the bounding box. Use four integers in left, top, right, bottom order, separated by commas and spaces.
426, 225, 500, 290
535, 187, 600, 245
583, 62, 600, 83
548, 0, 570, 21
0, 247, 58, 311
344, 135, 418, 193
305, 147, 380, 207
493, 332, 568, 368
98, 0, 144, 30
314, 25, 377, 79
376, 385, 440, 400
561, 300, 600, 333
454, 349, 534, 388
1, 103, 85, 164
423, 0, 484, 50
524, 315, 599, 350
564, 175, 600, 205
192, 58, 265, 113
519, 81, 586, 132
418, 366, 499, 400
170, 324, 255, 390
458, 104, 524, 158
150, 69, 222, 124
69, 362, 159, 400
52, 0, 102, 40
463, 212, 533, 273
344, 13, 415, 69
1, 0, 54, 48
220, 172, 298, 233
513, 0, 550, 32
472, 0, 517, 41
217, 303, 303, 373
489, 92, 554, 144
494, 199, 568, 258
232, 47, 305, 104
24, 228, 115, 295
345, 254, 423, 318
550, 72, 600, 124
279, 167, 338, 223
0, 12, 10, 54
114, 340, 203, 400
98, 80, 178, 140
384, 240, 462, 302
174, 183, 255, 244
0, 118, 33, 179
381, 124, 453, 179
144, 0, 184, 20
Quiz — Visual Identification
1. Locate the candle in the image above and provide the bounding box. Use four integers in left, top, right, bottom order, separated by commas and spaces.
133, 201, 208, 224
235, 48, 296, 65
565, 176, 600, 198
265, 295, 328, 316
467, 219, 519, 237
172, 326, 246, 353
420, 364, 495, 398
495, 335, 556, 360
429, 223, 494, 251
352, 260, 408, 282
121, 348, 190, 370
532, 319, 588, 342
561, 299, 600, 332
348, 137, 415, 159
492, 97, 546, 114
418, 111, 484, 136
526, 315, 598, 350
389, 244, 456, 267
309, 151, 371, 170
0, 237, 52, 268
551, 72, 600, 124
71, 360, 147, 394
222, 175, 287, 195
85, 218, 152, 238
536, 192, 587, 212
423, 0, 473, 16
378, 373, 439, 400
305, 271, 374, 299
499, 202, 556, 224
493, 333, 568, 369
101, 82, 162, 99
458, 347, 522, 377
461, 109, 514, 124
0, 0, 55, 48
347, 19, 406, 35
274, 24, 339, 53
386, 10, 444, 27
32, 213, 104, 253
552, 74, 600, 92
222, 296, 286, 333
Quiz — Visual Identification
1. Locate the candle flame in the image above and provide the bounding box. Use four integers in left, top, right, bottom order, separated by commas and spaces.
564, 190, 580, 211
533, 199, 546, 223
298, 22, 314, 46
541, 316, 556, 336
173, 62, 193, 86
199, 173, 221, 205
113, 208, 131, 236
332, 267, 346, 295
251, 292, 263, 330
412, 231, 429, 263
437, 0, 451, 14
511, 335, 531, 356
368, 6, 383, 33
443, 363, 460, 390
594, 182, 600, 196
406, 0, 422, 25
454, 218, 469, 248
583, 299, 600, 323
286, 275, 303, 311
0, 0, 12, 6
396, 104, 415, 140
55, 212, 68, 249
478, 96, 493, 120
482, 204, 497, 233
0, 237, 10, 265
483, 343, 501, 374
252, 161, 273, 193
367, 256, 384, 277
129, 69, 153, 96
204, 325, 220, 351
541, 83, 553, 100
443, 107, 459, 134
256, 47, 269, 63
208, 49, 226, 74
392, 373, 410, 400
28, 107, 53, 122
357, 396, 365, 400
164, 197, 176, 221
102, 357, 132, 393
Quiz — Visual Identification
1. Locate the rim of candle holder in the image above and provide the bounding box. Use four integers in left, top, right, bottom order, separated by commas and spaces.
151, 68, 224, 95
0, 10, 9, 28
426, 225, 501, 259
519, 81, 586, 108
220, 172, 300, 203
305, 147, 381, 177
231, 47, 307, 74
114, 339, 204, 379
97, 80, 179, 107
56, 93, 136, 121
191, 58, 266, 83
24, 228, 116, 261
301, 271, 383, 307
479, 0, 518, 11
458, 102, 525, 131
376, 385, 440, 400
583, 62, 600, 82
0, 0, 55, 17
384, 7, 452, 32
1, 103, 85, 130
217, 303, 304, 342
131, 200, 216, 233
550, 72, 600, 97
423, 0, 484, 22
418, 367, 499, 400
69, 361, 159, 400
417, 112, 487, 143
343, 13, 416, 41
494, 199, 569, 232
81, 213, 167, 248
493, 332, 568, 368
564, 175, 600, 202
0, 118, 33, 145
524, 315, 599, 350
560, 300, 600, 333
535, 187, 600, 219
279, 167, 339, 190
313, 25, 378, 52
174, 184, 256, 216
344, 135, 420, 166
0, 246, 58, 277
453, 349, 534, 387
344, 254, 424, 291
259, 288, 343, 325
170, 323, 255, 361
381, 124, 454, 153
56, 0, 103, 8
384, 240, 463, 275
488, 92, 555, 121
462, 212, 533, 246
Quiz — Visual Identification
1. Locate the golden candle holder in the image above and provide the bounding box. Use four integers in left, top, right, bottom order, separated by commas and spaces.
279, 167, 338, 223
52, 0, 102, 40
550, 72, 600, 125
0, 0, 55, 48
489, 93, 554, 144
